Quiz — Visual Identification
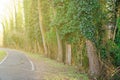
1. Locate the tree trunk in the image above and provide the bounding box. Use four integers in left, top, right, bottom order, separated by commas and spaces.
66, 43, 71, 65
38, 0, 47, 55
86, 39, 100, 76
13, 0, 17, 29
56, 28, 63, 62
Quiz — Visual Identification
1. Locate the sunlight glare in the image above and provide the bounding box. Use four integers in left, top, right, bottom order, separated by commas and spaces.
0, 0, 15, 22
0, 23, 3, 46
0, 0, 15, 46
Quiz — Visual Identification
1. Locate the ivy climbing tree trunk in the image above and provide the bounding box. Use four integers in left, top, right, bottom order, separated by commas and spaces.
66, 43, 71, 65
86, 39, 101, 76
56, 28, 63, 62
38, 0, 48, 56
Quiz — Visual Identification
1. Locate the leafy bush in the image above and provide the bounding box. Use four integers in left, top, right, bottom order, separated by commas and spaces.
100, 40, 120, 67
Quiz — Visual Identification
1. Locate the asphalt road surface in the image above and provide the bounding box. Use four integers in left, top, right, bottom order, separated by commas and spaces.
0, 48, 36, 80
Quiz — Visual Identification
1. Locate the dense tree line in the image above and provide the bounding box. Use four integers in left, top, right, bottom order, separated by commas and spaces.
1, 0, 120, 79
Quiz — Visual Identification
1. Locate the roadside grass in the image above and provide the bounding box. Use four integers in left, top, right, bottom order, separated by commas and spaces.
27, 52, 89, 80
0, 51, 6, 61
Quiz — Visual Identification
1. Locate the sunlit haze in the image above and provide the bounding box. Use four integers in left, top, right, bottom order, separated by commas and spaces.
0, 0, 14, 46
0, 0, 13, 21
0, 24, 3, 46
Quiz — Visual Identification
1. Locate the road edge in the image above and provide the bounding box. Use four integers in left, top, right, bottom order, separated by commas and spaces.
24, 54, 35, 71
0, 51, 8, 65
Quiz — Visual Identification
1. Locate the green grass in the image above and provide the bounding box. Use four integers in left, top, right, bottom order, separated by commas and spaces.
0, 51, 6, 61
26, 52, 89, 80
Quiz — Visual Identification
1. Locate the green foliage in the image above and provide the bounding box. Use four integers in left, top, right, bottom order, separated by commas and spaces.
24, 0, 41, 45
46, 27, 58, 59
46, 27, 57, 44
53, 0, 105, 45
115, 17, 120, 47
79, 1, 100, 43
100, 40, 120, 67
52, 0, 82, 44
111, 44, 120, 80
72, 42, 89, 71
114, 17, 120, 67
2, 0, 120, 79
52, 0, 89, 69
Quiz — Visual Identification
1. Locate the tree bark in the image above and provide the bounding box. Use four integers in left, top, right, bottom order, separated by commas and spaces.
66, 43, 71, 65
86, 39, 100, 76
38, 0, 47, 55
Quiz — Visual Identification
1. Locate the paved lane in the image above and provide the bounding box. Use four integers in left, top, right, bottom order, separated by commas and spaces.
0, 48, 36, 80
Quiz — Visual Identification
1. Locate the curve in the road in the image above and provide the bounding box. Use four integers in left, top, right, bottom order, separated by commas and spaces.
0, 48, 36, 80
25, 54, 35, 71
0, 52, 8, 65
0, 49, 35, 71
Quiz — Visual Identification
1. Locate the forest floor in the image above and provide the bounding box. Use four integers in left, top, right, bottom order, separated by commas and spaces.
27, 52, 89, 80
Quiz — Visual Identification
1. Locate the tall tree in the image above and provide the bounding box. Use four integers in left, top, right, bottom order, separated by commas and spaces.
38, 0, 48, 55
